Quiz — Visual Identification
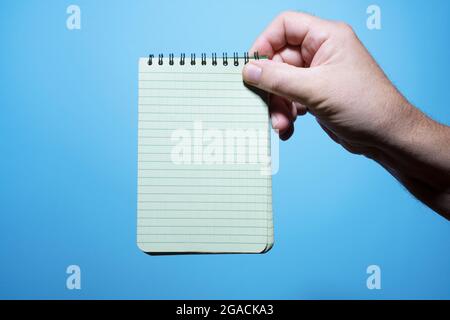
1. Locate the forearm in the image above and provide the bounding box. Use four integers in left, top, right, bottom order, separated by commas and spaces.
371, 101, 450, 219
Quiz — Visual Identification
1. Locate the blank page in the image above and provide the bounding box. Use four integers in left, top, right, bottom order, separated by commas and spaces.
137, 56, 273, 254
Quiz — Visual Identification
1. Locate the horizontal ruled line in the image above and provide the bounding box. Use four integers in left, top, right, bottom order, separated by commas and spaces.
138, 177, 268, 180
137, 233, 266, 236
138, 168, 264, 171
138, 192, 268, 196
139, 96, 257, 99
139, 104, 264, 107
139, 146, 267, 148
138, 200, 270, 204
138, 208, 269, 212
139, 87, 245, 91
138, 112, 260, 115
138, 184, 268, 187
137, 225, 268, 228
138, 120, 268, 123
139, 79, 241, 83
138, 152, 266, 155
138, 160, 267, 164
137, 241, 267, 244
139, 72, 241, 75
139, 128, 264, 131
137, 217, 268, 220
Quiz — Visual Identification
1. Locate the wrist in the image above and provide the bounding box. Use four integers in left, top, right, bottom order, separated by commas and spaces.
371, 96, 450, 187
372, 93, 418, 157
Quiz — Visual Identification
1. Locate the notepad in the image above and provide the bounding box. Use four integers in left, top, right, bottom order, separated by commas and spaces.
137, 54, 273, 254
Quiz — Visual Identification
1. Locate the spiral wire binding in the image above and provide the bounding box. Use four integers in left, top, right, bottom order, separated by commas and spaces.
201, 53, 207, 65
223, 52, 228, 66
233, 52, 239, 66
147, 52, 262, 66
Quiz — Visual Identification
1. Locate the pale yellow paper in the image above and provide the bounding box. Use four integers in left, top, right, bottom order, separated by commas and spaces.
137, 57, 273, 254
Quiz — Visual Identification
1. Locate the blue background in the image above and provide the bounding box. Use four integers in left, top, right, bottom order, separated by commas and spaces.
0, 0, 449, 299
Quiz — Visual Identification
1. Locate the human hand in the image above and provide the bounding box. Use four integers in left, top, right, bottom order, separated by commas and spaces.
243, 11, 408, 155
243, 11, 450, 218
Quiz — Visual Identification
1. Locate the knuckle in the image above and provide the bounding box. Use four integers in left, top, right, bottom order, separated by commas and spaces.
279, 10, 296, 17
336, 21, 355, 35
276, 10, 296, 21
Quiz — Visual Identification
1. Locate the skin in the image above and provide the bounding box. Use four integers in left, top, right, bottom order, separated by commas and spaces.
242, 11, 450, 219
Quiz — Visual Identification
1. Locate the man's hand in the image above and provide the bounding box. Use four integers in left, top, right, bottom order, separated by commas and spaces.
243, 11, 450, 218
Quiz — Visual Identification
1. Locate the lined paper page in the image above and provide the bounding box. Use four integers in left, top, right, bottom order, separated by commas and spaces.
137, 57, 273, 254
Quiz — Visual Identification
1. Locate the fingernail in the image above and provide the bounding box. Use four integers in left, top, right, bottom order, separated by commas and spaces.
280, 125, 294, 141
243, 63, 262, 84
271, 114, 279, 128
293, 101, 307, 115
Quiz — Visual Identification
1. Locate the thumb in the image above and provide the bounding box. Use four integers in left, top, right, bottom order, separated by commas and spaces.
242, 60, 317, 105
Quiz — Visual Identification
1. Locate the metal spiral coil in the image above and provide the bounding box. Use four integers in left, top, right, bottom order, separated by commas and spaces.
147, 52, 261, 66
